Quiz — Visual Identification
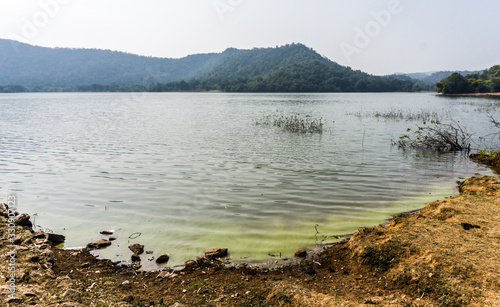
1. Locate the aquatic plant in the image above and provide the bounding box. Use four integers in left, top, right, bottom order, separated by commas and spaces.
254, 113, 323, 134
347, 108, 441, 122
393, 120, 472, 151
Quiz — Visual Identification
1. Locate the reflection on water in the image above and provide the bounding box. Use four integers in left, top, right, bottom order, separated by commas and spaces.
0, 92, 495, 266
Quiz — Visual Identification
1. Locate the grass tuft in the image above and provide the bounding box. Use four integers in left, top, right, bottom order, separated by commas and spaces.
255, 113, 323, 134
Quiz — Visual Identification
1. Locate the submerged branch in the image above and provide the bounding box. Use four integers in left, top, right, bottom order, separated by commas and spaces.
393, 120, 472, 151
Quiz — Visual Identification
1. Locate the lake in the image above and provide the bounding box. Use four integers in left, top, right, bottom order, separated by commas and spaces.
0, 92, 497, 268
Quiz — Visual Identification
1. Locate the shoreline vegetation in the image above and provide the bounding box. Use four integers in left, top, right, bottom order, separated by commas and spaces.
441, 92, 500, 98
436, 65, 500, 95
1, 164, 500, 305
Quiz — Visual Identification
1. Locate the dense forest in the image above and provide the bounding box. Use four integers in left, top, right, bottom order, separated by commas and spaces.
0, 39, 238, 87
436, 65, 500, 94
0, 39, 485, 93
146, 44, 422, 93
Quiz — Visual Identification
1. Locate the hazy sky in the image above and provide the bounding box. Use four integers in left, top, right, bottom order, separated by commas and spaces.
1, 0, 499, 75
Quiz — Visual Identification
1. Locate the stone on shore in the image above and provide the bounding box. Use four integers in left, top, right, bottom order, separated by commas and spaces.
87, 239, 112, 249
48, 233, 66, 245
128, 243, 144, 255
295, 249, 307, 257
205, 247, 228, 260
156, 254, 170, 264
16, 213, 33, 227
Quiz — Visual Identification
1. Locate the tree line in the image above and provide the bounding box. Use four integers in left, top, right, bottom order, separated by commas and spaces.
436, 65, 500, 94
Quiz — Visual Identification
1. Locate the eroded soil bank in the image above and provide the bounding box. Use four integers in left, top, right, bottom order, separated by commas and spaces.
1, 175, 500, 306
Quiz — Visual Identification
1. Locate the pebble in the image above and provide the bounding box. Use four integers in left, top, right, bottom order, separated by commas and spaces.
156, 254, 170, 264
295, 249, 307, 257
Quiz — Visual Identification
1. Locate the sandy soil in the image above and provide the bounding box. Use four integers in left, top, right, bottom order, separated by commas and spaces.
1, 174, 500, 306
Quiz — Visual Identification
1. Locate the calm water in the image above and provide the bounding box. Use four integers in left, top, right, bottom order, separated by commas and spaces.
0, 92, 497, 267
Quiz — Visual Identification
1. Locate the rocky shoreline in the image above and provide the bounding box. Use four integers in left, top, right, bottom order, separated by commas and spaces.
1, 176, 500, 306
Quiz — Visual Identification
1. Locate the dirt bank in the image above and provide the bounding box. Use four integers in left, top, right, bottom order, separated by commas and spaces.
1, 175, 500, 306
442, 92, 500, 98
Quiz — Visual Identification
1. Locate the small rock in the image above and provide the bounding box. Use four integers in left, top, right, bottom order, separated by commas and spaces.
87, 239, 111, 250
365, 297, 382, 304
185, 260, 196, 267
131, 254, 141, 262
295, 249, 307, 257
48, 233, 66, 244
131, 262, 142, 270
461, 223, 480, 230
156, 254, 170, 264
121, 280, 131, 289
15, 213, 33, 227
32, 232, 46, 239
108, 237, 117, 241
6, 297, 23, 304
23, 291, 37, 297
62, 289, 81, 302
205, 247, 228, 260
100, 230, 114, 235
80, 262, 91, 269
128, 244, 144, 255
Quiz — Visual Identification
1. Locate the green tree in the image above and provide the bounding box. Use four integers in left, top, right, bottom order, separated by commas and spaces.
436, 73, 472, 94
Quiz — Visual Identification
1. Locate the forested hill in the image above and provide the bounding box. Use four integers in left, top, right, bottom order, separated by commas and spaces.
192, 44, 418, 92
0, 39, 238, 88
0, 39, 420, 92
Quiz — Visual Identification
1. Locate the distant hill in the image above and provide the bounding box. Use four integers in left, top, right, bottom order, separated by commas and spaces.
0, 39, 420, 92
396, 70, 481, 87
402, 72, 436, 81
0, 39, 237, 88
420, 70, 481, 87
